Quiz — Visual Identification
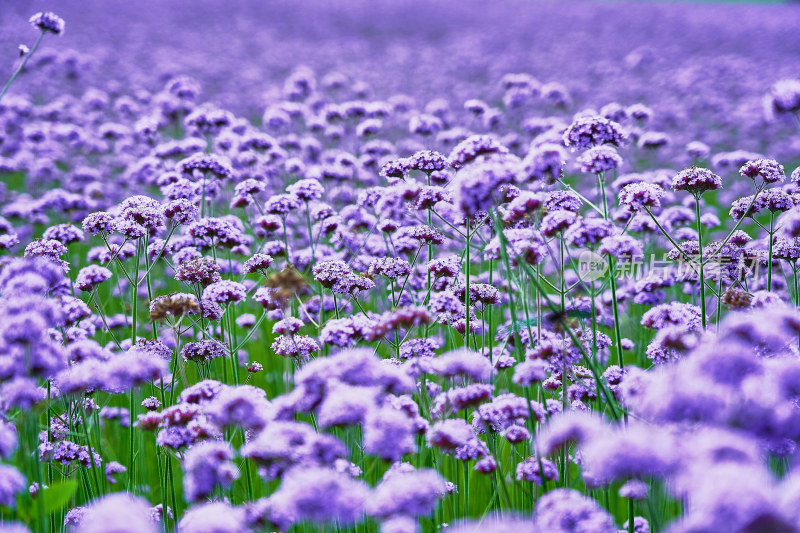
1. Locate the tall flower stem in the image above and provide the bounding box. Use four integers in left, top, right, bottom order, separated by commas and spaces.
0, 32, 45, 102
694, 196, 707, 329
464, 218, 471, 348
608, 257, 624, 368
767, 211, 776, 291
489, 211, 524, 360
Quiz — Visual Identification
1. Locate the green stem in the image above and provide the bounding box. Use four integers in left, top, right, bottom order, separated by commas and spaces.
465, 218, 471, 348
0, 32, 45, 103
695, 197, 707, 329
768, 211, 775, 291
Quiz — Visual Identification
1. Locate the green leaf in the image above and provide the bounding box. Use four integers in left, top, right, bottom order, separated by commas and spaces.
24, 481, 79, 518
509, 318, 538, 331
566, 309, 592, 319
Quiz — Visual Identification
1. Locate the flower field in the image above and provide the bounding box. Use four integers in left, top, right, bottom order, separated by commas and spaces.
1, 1, 800, 532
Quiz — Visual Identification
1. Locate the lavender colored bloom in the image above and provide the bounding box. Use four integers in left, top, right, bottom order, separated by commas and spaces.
516, 456, 559, 484
243, 253, 273, 274
363, 404, 418, 461
452, 156, 519, 217
513, 359, 549, 385
641, 302, 701, 330
740, 159, 785, 184
427, 419, 475, 450
104, 461, 126, 484
178, 153, 233, 180
368, 468, 447, 519
82, 212, 115, 235
533, 489, 616, 533
29, 12, 65, 35
407, 150, 450, 172
0, 466, 25, 508
577, 146, 623, 174
599, 235, 643, 260
202, 280, 246, 305
287, 178, 325, 201
181, 339, 227, 363
43, 224, 84, 245
618, 183, 664, 210
369, 257, 412, 279
162, 199, 198, 225
269, 466, 369, 527
672, 167, 722, 195
75, 265, 112, 292
545, 190, 582, 213
563, 116, 626, 149
271, 334, 319, 359
183, 441, 239, 502
563, 218, 614, 248
75, 493, 156, 533
433, 349, 492, 382
175, 257, 221, 286
178, 502, 245, 533
448, 135, 508, 169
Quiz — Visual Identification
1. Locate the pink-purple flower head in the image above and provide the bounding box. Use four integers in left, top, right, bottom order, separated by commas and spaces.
202, 280, 246, 305
286, 178, 324, 201
433, 349, 493, 382
162, 198, 198, 225
177, 153, 233, 181
182, 339, 227, 363
243, 253, 273, 275
739, 158, 785, 185
619, 182, 664, 210
764, 79, 800, 117
672, 166, 722, 195
75, 265, 112, 292
29, 12, 65, 35
563, 115, 626, 150
576, 145, 623, 174
407, 150, 450, 173
599, 234, 643, 260
448, 135, 509, 170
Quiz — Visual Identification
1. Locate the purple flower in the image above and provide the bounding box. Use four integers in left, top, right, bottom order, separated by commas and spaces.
202, 280, 246, 305
178, 502, 245, 533
271, 334, 319, 360
452, 156, 519, 217
740, 159, 785, 184
363, 405, 418, 461
75, 265, 112, 292
576, 146, 623, 174
367, 468, 447, 519
533, 489, 616, 533
183, 441, 239, 502
407, 150, 450, 172
181, 339, 227, 363
516, 456, 559, 484
162, 199, 198, 225
433, 349, 493, 382
287, 178, 325, 201
175, 257, 222, 286
563, 116, 626, 149
75, 493, 156, 533
672, 167, 722, 194
268, 466, 369, 527
29, 11, 65, 35
618, 183, 664, 210
427, 419, 475, 450
0, 465, 25, 508
449, 135, 509, 169
369, 257, 412, 279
